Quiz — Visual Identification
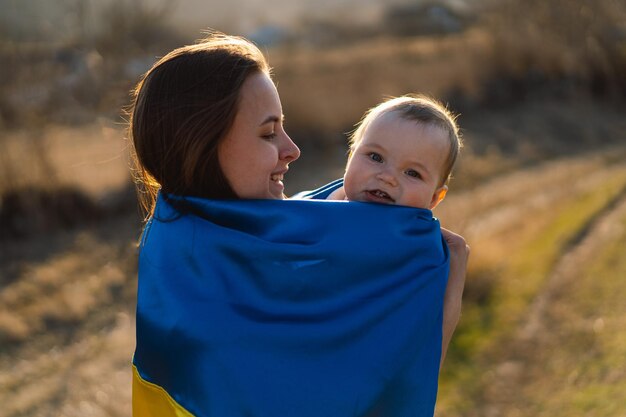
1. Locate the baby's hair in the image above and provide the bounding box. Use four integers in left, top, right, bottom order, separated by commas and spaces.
349, 95, 462, 186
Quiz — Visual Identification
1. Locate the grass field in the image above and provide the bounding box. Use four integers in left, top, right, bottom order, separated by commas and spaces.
435, 147, 626, 416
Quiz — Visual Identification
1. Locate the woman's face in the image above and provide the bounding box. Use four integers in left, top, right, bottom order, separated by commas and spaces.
218, 72, 300, 199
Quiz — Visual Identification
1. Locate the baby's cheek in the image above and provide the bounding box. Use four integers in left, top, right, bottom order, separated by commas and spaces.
343, 182, 359, 202
342, 174, 355, 198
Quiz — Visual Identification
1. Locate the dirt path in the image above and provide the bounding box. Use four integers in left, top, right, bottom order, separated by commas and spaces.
468, 191, 626, 417
0, 214, 139, 417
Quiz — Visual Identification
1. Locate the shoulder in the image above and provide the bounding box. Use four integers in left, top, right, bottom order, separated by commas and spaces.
326, 186, 346, 201
291, 178, 344, 200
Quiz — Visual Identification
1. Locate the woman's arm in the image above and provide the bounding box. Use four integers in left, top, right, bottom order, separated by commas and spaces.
440, 228, 470, 368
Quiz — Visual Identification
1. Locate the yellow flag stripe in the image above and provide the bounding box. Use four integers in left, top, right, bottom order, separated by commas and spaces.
132, 365, 195, 417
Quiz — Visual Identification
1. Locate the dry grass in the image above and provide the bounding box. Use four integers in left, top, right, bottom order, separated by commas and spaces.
0, 122, 130, 198
267, 0, 626, 146
271, 28, 493, 135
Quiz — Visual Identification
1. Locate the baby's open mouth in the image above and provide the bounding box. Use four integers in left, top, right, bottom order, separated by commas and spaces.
270, 173, 284, 182
367, 189, 395, 203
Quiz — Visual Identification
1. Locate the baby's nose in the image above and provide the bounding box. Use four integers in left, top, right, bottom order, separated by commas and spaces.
377, 170, 398, 186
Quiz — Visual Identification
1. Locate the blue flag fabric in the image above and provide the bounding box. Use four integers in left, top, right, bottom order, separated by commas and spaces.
133, 182, 449, 417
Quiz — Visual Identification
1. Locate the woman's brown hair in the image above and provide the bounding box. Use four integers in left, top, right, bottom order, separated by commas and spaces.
128, 32, 270, 218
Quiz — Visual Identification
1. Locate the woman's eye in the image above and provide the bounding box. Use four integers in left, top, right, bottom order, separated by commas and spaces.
262, 133, 277, 140
406, 169, 421, 178
368, 153, 383, 163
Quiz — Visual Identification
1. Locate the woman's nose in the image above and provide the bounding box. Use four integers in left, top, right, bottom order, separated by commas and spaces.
280, 132, 301, 162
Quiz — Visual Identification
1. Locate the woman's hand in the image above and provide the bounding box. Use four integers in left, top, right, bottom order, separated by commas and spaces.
440, 227, 470, 368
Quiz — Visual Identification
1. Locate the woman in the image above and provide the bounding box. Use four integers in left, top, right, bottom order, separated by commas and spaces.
130, 32, 468, 417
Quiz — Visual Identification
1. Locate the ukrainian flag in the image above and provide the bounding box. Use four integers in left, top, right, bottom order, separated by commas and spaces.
133, 182, 449, 417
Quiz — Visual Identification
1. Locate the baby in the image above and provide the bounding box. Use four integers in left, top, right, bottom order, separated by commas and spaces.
328, 95, 462, 210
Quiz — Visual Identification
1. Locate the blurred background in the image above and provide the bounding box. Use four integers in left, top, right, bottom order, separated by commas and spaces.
1, 0, 626, 415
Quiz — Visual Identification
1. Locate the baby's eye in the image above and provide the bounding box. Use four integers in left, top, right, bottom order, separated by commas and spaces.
368, 153, 383, 163
405, 169, 421, 179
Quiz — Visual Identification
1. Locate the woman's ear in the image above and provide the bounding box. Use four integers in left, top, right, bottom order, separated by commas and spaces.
429, 185, 448, 210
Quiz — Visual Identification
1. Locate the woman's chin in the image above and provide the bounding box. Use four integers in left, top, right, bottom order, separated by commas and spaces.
268, 180, 285, 199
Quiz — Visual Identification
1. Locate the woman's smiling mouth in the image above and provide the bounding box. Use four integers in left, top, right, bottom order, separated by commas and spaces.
270, 173, 284, 182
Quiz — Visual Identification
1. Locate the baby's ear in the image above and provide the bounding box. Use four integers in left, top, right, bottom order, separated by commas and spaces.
429, 185, 448, 210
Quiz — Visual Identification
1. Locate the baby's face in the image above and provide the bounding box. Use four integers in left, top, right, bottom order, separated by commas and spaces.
344, 112, 449, 209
